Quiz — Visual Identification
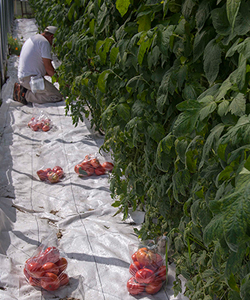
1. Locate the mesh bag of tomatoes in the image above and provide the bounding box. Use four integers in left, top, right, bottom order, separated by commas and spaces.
28, 111, 53, 132
127, 246, 167, 296
37, 166, 64, 183
74, 154, 114, 177
24, 245, 69, 291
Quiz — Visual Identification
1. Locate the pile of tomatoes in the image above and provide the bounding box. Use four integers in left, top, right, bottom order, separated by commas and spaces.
24, 246, 69, 291
28, 116, 52, 132
74, 154, 114, 177
37, 166, 64, 183
127, 247, 167, 295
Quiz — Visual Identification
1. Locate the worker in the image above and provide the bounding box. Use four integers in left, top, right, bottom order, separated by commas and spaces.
13, 26, 63, 105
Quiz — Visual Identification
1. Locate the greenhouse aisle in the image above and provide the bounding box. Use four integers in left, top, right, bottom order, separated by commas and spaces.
0, 18, 188, 300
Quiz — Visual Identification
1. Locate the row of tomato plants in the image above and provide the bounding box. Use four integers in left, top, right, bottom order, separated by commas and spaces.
28, 0, 250, 299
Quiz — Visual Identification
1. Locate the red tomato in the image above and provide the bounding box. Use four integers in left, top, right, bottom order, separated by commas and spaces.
55, 257, 68, 273
74, 164, 88, 176
52, 166, 63, 172
47, 171, 60, 183
135, 268, 155, 284
36, 122, 43, 130
84, 154, 92, 161
59, 273, 69, 286
28, 121, 33, 128
129, 261, 141, 276
94, 166, 106, 176
37, 170, 47, 181
42, 125, 50, 132
43, 168, 52, 174
26, 261, 45, 278
102, 162, 114, 172
39, 247, 60, 264
40, 272, 60, 291
29, 276, 41, 287
136, 248, 158, 268
80, 160, 91, 169
155, 265, 167, 281
42, 262, 59, 275
90, 158, 101, 168
23, 267, 30, 280
85, 166, 95, 176
131, 252, 138, 262
31, 124, 39, 131
147, 253, 164, 271
145, 278, 163, 295
127, 277, 144, 295
56, 169, 64, 179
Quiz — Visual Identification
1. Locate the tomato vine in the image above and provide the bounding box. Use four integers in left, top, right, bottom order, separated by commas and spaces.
29, 0, 250, 299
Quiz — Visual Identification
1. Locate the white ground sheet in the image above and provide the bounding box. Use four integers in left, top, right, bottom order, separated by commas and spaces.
0, 19, 189, 300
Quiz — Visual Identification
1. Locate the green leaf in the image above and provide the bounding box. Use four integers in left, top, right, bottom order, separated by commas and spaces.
97, 70, 112, 93
157, 25, 174, 54
199, 96, 217, 121
227, 273, 240, 292
116, 0, 130, 17
199, 123, 225, 169
156, 134, 174, 172
241, 274, 250, 299
173, 169, 190, 200
137, 15, 151, 32
203, 39, 222, 85
117, 103, 131, 122
226, 0, 241, 30
211, 6, 231, 36
182, 0, 196, 20
110, 47, 119, 65
203, 213, 224, 246
138, 38, 152, 65
229, 93, 246, 116
218, 100, 230, 116
220, 115, 250, 145
195, 0, 211, 30
193, 28, 213, 62
147, 122, 165, 143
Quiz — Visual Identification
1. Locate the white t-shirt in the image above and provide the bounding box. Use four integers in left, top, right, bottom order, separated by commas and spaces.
18, 34, 52, 79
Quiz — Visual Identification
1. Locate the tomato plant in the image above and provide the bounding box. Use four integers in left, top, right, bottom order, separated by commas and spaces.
29, 0, 250, 298
127, 277, 144, 295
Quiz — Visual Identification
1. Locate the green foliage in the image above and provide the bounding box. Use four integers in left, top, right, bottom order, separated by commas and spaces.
7, 34, 22, 56
29, 0, 250, 299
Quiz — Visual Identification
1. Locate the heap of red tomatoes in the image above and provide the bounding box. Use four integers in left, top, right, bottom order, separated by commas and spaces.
28, 116, 52, 132
37, 166, 64, 183
127, 247, 167, 295
74, 154, 114, 177
24, 246, 69, 291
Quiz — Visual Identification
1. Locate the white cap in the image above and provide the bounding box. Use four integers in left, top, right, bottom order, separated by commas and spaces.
44, 26, 57, 35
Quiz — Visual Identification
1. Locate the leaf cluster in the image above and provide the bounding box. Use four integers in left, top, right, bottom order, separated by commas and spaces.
29, 0, 250, 299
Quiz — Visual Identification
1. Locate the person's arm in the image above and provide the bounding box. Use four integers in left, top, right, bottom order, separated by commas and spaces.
42, 57, 56, 77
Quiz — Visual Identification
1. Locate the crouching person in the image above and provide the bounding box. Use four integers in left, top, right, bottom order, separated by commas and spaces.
13, 26, 63, 105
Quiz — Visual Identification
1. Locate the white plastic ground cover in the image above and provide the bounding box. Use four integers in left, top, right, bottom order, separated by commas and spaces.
0, 19, 189, 300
